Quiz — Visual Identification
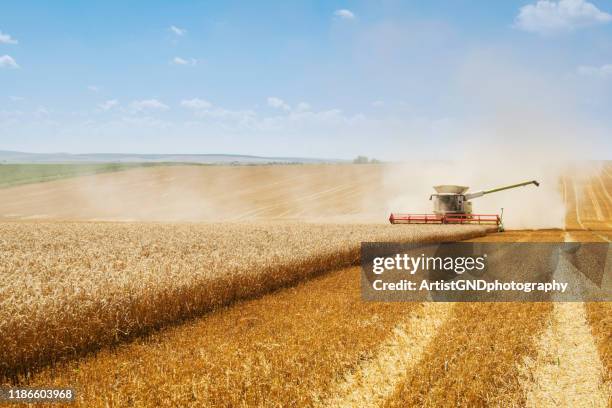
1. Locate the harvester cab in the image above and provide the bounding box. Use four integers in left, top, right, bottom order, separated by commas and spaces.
389, 180, 539, 230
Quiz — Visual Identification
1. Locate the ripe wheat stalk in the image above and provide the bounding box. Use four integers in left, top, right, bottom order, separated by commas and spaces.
0, 221, 487, 381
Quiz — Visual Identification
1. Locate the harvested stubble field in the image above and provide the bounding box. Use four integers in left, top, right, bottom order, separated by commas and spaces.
0, 221, 488, 382
384, 302, 554, 407
0, 162, 610, 407
0, 164, 391, 222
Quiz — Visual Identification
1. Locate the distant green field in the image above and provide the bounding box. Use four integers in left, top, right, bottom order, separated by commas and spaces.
0, 163, 186, 189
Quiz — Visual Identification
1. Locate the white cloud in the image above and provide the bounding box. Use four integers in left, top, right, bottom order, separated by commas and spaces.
129, 99, 169, 112
88, 85, 101, 92
334, 9, 356, 20
98, 100, 119, 111
0, 55, 19, 69
169, 25, 186, 36
194, 107, 256, 122
181, 98, 213, 110
0, 31, 18, 44
371, 100, 384, 107
577, 64, 612, 78
172, 57, 188, 65
296, 102, 311, 112
35, 106, 49, 116
171, 56, 197, 66
181, 99, 256, 123
255, 108, 366, 134
267, 96, 291, 111
9, 96, 24, 102
515, 0, 612, 34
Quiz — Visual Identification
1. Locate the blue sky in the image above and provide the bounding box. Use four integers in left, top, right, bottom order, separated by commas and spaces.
1, 0, 611, 159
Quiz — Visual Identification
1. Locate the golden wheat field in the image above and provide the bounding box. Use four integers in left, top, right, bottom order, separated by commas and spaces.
0, 221, 490, 382
0, 162, 610, 407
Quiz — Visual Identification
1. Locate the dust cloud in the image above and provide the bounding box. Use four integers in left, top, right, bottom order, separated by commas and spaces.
382, 48, 605, 230
0, 165, 388, 223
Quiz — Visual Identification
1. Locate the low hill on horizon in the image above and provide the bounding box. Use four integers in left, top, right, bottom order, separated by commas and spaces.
0, 150, 345, 164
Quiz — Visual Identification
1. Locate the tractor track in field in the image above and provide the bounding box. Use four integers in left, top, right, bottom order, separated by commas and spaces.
316, 302, 452, 408
520, 302, 609, 408
316, 230, 552, 407
384, 302, 554, 407
516, 231, 609, 408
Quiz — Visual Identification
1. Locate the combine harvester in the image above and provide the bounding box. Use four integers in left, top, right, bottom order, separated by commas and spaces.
389, 180, 539, 231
